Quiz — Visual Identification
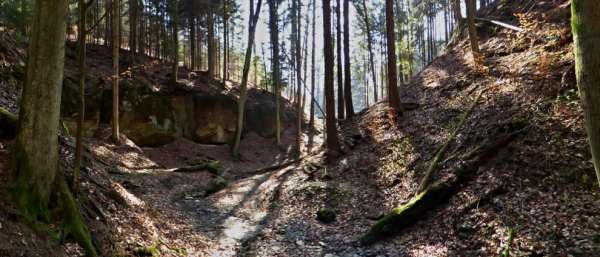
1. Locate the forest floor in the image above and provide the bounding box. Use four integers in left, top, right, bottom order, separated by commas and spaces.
0, 0, 600, 257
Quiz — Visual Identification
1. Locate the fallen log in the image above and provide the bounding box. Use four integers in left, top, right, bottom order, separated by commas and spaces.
359, 126, 527, 245
417, 89, 485, 192
475, 17, 524, 32
171, 160, 223, 175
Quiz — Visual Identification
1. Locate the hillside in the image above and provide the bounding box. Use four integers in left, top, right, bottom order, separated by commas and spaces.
0, 0, 599, 257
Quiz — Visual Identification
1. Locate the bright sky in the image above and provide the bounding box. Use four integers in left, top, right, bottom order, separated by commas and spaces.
235, 0, 454, 110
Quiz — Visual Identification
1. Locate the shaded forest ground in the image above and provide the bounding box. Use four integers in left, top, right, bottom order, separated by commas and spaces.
0, 0, 599, 256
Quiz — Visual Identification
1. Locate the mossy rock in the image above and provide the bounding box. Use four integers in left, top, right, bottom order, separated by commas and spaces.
316, 208, 336, 223
133, 245, 159, 257
205, 176, 228, 196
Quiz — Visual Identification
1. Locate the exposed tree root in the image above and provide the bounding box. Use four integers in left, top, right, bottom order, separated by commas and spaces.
359, 126, 528, 245
55, 174, 98, 257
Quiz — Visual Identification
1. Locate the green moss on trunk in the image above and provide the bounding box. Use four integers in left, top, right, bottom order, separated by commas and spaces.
56, 175, 98, 257
9, 141, 51, 223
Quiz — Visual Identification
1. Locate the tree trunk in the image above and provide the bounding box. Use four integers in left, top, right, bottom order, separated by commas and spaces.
223, 7, 228, 85
10, 0, 69, 217
385, 0, 401, 113
293, 0, 303, 157
112, 0, 120, 143
466, 0, 480, 64
361, 0, 378, 102
128, 0, 137, 66
268, 0, 281, 145
336, 0, 344, 120
190, 15, 196, 70
343, 0, 354, 118
322, 0, 341, 158
207, 11, 216, 77
309, 0, 316, 129
74, 0, 89, 192
232, 0, 263, 158
572, 0, 600, 187
171, 0, 179, 83
452, 0, 462, 27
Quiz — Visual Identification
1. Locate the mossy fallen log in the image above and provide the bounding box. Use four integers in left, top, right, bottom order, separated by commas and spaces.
172, 160, 223, 175
359, 127, 527, 245
417, 89, 485, 192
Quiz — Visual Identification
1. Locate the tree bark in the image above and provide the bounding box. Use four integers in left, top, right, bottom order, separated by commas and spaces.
112, 0, 120, 143
343, 0, 354, 118
335, 0, 344, 120
572, 0, 600, 187
451, 0, 462, 27
322, 0, 341, 158
74, 0, 92, 192
171, 0, 179, 83
466, 0, 480, 64
190, 15, 196, 70
268, 0, 282, 145
385, 0, 401, 114
10, 0, 69, 217
360, 0, 378, 103
232, 0, 263, 158
309, 0, 316, 128
128, 0, 137, 66
207, 10, 216, 77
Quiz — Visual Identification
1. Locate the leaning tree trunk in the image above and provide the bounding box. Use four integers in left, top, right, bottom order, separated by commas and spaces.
322, 0, 341, 158
572, 0, 600, 187
343, 0, 354, 118
232, 0, 263, 158
112, 0, 120, 143
385, 0, 401, 114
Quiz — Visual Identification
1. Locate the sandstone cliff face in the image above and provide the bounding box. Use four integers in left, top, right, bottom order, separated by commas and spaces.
61, 75, 295, 147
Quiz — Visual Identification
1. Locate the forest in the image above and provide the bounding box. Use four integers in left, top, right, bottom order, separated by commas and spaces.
0, 0, 598, 256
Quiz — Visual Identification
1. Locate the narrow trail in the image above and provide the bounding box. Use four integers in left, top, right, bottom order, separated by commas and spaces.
114, 152, 330, 257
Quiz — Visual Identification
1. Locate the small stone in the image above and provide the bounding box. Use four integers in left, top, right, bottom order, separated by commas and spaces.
316, 208, 336, 223
296, 240, 305, 246
324, 254, 339, 257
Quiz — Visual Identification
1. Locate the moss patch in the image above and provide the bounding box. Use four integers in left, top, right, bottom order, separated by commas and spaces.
316, 208, 336, 223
